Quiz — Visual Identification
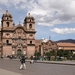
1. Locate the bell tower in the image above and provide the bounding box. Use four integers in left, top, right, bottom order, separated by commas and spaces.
1, 10, 13, 56
1, 10, 13, 29
24, 13, 36, 57
24, 13, 35, 30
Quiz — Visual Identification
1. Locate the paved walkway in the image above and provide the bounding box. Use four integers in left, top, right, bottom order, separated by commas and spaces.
36, 60, 75, 65
0, 58, 75, 75
0, 68, 22, 75
2, 58, 75, 65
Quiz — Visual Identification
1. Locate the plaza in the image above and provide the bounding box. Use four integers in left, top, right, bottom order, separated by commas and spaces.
0, 58, 75, 75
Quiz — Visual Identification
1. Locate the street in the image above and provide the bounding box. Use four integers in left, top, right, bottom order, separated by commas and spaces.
0, 59, 75, 75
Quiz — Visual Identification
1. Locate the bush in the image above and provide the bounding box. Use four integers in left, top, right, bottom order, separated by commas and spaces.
34, 52, 41, 60
72, 54, 75, 60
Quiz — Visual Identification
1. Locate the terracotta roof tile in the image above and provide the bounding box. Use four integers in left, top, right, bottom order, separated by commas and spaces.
57, 42, 75, 46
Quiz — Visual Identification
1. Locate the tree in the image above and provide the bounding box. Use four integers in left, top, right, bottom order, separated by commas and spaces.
63, 50, 71, 59
57, 49, 63, 57
45, 52, 51, 56
72, 54, 75, 60
34, 51, 41, 60
57, 50, 73, 60
50, 50, 56, 56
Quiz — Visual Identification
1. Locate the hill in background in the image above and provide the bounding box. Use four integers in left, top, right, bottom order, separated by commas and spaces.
56, 39, 75, 44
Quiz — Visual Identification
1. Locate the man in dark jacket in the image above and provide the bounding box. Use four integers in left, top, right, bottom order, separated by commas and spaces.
20, 55, 26, 70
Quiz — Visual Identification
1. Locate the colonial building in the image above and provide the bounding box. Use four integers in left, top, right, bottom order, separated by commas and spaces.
35, 39, 75, 55
57, 42, 75, 51
35, 39, 58, 56
0, 10, 36, 57
41, 40, 58, 55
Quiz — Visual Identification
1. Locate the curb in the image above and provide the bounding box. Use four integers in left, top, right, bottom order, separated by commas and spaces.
36, 61, 75, 66
3, 58, 75, 66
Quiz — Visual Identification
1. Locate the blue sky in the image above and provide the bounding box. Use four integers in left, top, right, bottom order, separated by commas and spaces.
0, 0, 75, 41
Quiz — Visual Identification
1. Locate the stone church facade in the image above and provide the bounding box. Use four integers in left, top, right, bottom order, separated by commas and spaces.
0, 10, 36, 57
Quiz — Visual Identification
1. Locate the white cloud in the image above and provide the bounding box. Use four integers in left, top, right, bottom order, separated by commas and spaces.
51, 28, 75, 34
27, 0, 75, 26
0, 0, 28, 8
0, 0, 25, 5
0, 0, 8, 5
0, 8, 4, 15
0, 0, 75, 26
42, 38, 48, 42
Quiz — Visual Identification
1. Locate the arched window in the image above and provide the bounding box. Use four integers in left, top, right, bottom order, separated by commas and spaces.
6, 40, 9, 44
29, 24, 32, 29
30, 41, 32, 44
6, 22, 9, 27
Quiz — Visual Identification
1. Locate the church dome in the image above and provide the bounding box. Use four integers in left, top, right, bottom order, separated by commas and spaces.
24, 13, 34, 21
2, 10, 12, 19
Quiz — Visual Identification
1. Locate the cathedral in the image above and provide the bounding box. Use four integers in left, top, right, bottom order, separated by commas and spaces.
1, 10, 74, 58
0, 10, 36, 57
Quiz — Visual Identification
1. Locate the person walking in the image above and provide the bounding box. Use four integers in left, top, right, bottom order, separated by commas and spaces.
20, 55, 26, 70
30, 56, 34, 64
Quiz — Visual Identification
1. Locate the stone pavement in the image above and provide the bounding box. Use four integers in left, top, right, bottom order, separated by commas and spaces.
0, 58, 75, 75
36, 60, 75, 65
0, 68, 22, 75
3, 58, 75, 65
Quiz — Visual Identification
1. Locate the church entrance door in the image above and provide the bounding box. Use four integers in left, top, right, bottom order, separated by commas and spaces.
17, 49, 22, 58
